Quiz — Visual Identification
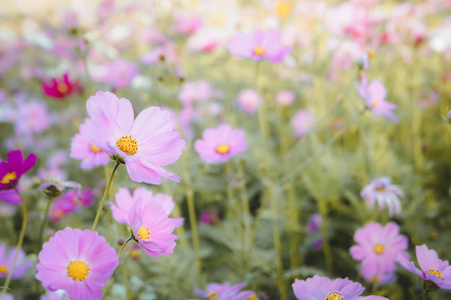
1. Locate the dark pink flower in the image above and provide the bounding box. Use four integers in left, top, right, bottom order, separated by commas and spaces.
42, 73, 81, 100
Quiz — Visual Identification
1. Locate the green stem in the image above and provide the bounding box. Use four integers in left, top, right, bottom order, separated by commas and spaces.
91, 162, 120, 231
0, 189, 27, 300
117, 236, 133, 258
318, 200, 333, 273
423, 290, 429, 300
38, 195, 53, 248
237, 160, 251, 273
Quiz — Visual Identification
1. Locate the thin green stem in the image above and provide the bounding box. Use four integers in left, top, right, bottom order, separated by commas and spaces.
318, 200, 333, 273
423, 290, 429, 300
117, 236, 133, 258
0, 189, 27, 300
38, 195, 53, 248
91, 162, 120, 232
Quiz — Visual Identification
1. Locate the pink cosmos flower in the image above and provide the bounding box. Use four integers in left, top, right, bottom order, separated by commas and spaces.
398, 244, 451, 290
42, 73, 81, 100
142, 42, 179, 66
228, 30, 292, 63
0, 244, 33, 279
0, 150, 36, 204
356, 76, 398, 123
92, 60, 138, 89
350, 222, 409, 283
361, 177, 405, 217
200, 209, 221, 225
171, 14, 203, 35
86, 91, 185, 184
292, 275, 388, 300
70, 119, 110, 170
360, 263, 396, 285
111, 187, 177, 225
195, 282, 255, 300
129, 197, 181, 257
276, 91, 295, 106
178, 80, 213, 104
291, 110, 315, 138
194, 124, 247, 163
14, 100, 52, 135
49, 189, 95, 223
307, 214, 323, 250
237, 89, 260, 114
36, 227, 119, 300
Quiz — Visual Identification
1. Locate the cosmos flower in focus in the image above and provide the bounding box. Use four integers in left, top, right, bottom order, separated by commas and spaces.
195, 282, 255, 300
0, 244, 33, 278
356, 76, 398, 123
194, 124, 247, 163
398, 244, 451, 291
228, 30, 292, 63
42, 73, 81, 100
36, 227, 119, 300
70, 118, 110, 170
0, 150, 36, 204
292, 275, 388, 300
86, 91, 185, 184
291, 110, 315, 138
361, 177, 405, 216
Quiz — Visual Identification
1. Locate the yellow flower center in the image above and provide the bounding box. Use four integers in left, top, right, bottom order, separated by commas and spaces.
374, 244, 384, 254
253, 47, 266, 56
57, 83, 69, 94
371, 276, 379, 283
216, 144, 230, 154
90, 144, 101, 153
0, 265, 8, 274
117, 135, 138, 156
67, 260, 90, 281
137, 225, 150, 240
326, 292, 344, 300
247, 295, 257, 300
130, 249, 141, 260
371, 100, 379, 109
275, 1, 292, 18
428, 269, 442, 279
1, 172, 17, 184
207, 292, 218, 300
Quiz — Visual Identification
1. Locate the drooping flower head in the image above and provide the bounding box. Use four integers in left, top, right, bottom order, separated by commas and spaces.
291, 110, 315, 138
42, 73, 81, 100
36, 227, 119, 300
195, 282, 255, 300
70, 118, 110, 170
0, 244, 33, 279
86, 91, 185, 184
398, 244, 451, 291
350, 222, 409, 284
194, 124, 247, 163
361, 177, 405, 217
237, 89, 260, 114
228, 30, 292, 63
0, 150, 36, 204
292, 275, 388, 300
356, 76, 398, 123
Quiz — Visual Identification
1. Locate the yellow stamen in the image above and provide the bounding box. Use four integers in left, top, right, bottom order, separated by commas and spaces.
275, 1, 292, 18
253, 47, 265, 56
207, 292, 218, 300
371, 276, 379, 283
137, 225, 150, 240
326, 291, 344, 300
371, 100, 379, 108
428, 269, 442, 279
90, 144, 101, 153
216, 144, 230, 154
67, 260, 90, 281
0, 265, 8, 274
117, 135, 138, 156
246, 295, 258, 300
374, 244, 384, 254
1, 172, 17, 184
57, 83, 69, 94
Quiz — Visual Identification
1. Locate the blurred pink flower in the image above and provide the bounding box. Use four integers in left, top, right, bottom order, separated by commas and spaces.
42, 73, 81, 100
171, 14, 203, 35
14, 100, 52, 135
178, 80, 213, 104
0, 244, 32, 279
276, 91, 295, 106
200, 210, 221, 225
237, 89, 260, 114
194, 124, 247, 163
361, 177, 405, 216
49, 189, 95, 223
291, 110, 315, 138
228, 30, 292, 63
92, 60, 138, 89
196, 282, 255, 300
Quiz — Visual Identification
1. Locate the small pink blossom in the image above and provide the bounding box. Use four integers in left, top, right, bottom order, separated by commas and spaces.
291, 110, 315, 138
237, 89, 260, 114
178, 80, 214, 104
171, 14, 203, 35
92, 60, 138, 89
276, 91, 295, 106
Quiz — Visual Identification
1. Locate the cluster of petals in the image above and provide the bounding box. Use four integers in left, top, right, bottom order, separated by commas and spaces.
194, 124, 247, 163
292, 275, 388, 300
84, 91, 185, 184
0, 244, 33, 279
195, 282, 255, 300
361, 177, 405, 216
42, 73, 81, 100
398, 244, 451, 290
0, 150, 36, 204
350, 222, 409, 284
35, 227, 119, 300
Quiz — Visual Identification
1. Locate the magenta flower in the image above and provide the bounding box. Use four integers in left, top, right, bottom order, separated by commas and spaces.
86, 91, 185, 184
398, 245, 451, 290
42, 73, 81, 100
292, 275, 388, 300
237, 89, 260, 114
129, 197, 182, 257
350, 222, 409, 283
195, 282, 255, 300
356, 76, 398, 123
0, 244, 32, 279
200, 209, 221, 225
70, 118, 110, 170
111, 187, 177, 225
228, 30, 292, 63
92, 60, 138, 89
36, 227, 119, 300
291, 110, 315, 138
194, 124, 247, 163
361, 177, 405, 217
0, 150, 36, 204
